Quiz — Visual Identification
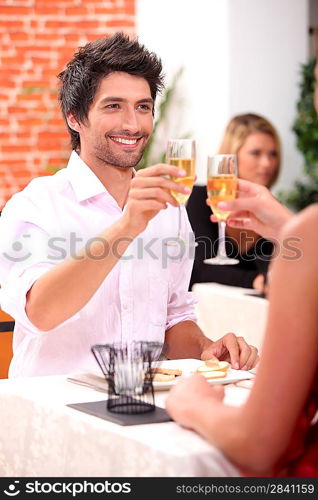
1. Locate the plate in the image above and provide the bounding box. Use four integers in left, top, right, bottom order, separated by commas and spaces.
151, 358, 255, 391
68, 359, 255, 393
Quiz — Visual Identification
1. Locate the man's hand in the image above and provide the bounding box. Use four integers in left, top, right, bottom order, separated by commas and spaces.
123, 163, 190, 237
201, 332, 259, 370
208, 179, 292, 241
252, 273, 265, 293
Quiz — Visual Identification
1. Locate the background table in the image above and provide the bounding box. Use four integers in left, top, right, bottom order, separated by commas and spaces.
0, 374, 250, 477
193, 283, 268, 352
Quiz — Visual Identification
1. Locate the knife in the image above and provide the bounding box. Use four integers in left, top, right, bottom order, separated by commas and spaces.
67, 376, 108, 393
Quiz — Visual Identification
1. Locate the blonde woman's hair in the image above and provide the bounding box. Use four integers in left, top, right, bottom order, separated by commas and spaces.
218, 113, 281, 187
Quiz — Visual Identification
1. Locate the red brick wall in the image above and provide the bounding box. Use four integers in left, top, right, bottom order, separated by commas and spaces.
0, 0, 136, 209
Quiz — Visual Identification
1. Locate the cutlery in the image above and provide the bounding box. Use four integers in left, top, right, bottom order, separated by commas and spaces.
67, 376, 107, 393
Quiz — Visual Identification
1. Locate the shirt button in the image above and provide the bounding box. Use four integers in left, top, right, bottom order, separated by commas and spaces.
123, 304, 128, 310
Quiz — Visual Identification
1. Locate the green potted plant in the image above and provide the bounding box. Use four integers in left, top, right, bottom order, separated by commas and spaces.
279, 58, 318, 210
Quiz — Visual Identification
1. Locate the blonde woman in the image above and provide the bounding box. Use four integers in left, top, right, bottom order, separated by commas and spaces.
187, 113, 281, 292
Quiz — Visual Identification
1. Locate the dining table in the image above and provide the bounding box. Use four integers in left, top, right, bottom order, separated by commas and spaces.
0, 371, 253, 477
192, 283, 268, 352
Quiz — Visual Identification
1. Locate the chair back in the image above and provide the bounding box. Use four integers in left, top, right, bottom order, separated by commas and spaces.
0, 310, 14, 378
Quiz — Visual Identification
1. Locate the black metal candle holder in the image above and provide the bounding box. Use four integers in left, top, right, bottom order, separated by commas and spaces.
91, 341, 166, 414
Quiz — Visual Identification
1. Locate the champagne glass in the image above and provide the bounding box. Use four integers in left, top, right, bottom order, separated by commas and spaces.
165, 138, 196, 245
204, 154, 239, 265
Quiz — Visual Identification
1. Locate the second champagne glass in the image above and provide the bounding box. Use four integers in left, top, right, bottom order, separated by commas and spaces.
204, 154, 239, 265
166, 138, 196, 245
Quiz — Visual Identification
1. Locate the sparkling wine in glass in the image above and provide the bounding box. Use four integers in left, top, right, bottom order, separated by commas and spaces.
166, 139, 196, 245
204, 154, 239, 265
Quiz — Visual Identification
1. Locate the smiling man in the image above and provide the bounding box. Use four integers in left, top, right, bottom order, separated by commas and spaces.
0, 33, 258, 377
67, 72, 153, 171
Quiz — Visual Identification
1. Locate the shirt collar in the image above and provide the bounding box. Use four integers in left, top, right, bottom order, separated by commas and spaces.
66, 150, 137, 203
66, 151, 109, 202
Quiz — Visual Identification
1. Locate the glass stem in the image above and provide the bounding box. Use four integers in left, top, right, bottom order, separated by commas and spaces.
177, 205, 182, 240
217, 220, 227, 259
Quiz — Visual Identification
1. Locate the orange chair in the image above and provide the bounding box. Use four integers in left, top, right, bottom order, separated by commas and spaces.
0, 211, 14, 378
0, 309, 14, 379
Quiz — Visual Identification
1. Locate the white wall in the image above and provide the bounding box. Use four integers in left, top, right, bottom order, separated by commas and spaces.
228, 0, 308, 193
136, 0, 230, 178
137, 0, 309, 193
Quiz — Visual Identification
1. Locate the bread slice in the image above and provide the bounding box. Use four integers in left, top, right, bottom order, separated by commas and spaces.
152, 372, 176, 382
205, 360, 230, 372
197, 361, 230, 374
151, 367, 182, 376
202, 359, 220, 370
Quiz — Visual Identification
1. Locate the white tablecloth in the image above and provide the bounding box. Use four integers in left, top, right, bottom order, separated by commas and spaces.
0, 375, 250, 477
193, 283, 268, 352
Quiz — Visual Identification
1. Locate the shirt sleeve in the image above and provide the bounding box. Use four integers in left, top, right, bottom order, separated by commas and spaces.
165, 206, 197, 330
0, 195, 80, 335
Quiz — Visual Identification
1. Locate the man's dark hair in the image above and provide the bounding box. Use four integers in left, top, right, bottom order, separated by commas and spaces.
58, 32, 164, 150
